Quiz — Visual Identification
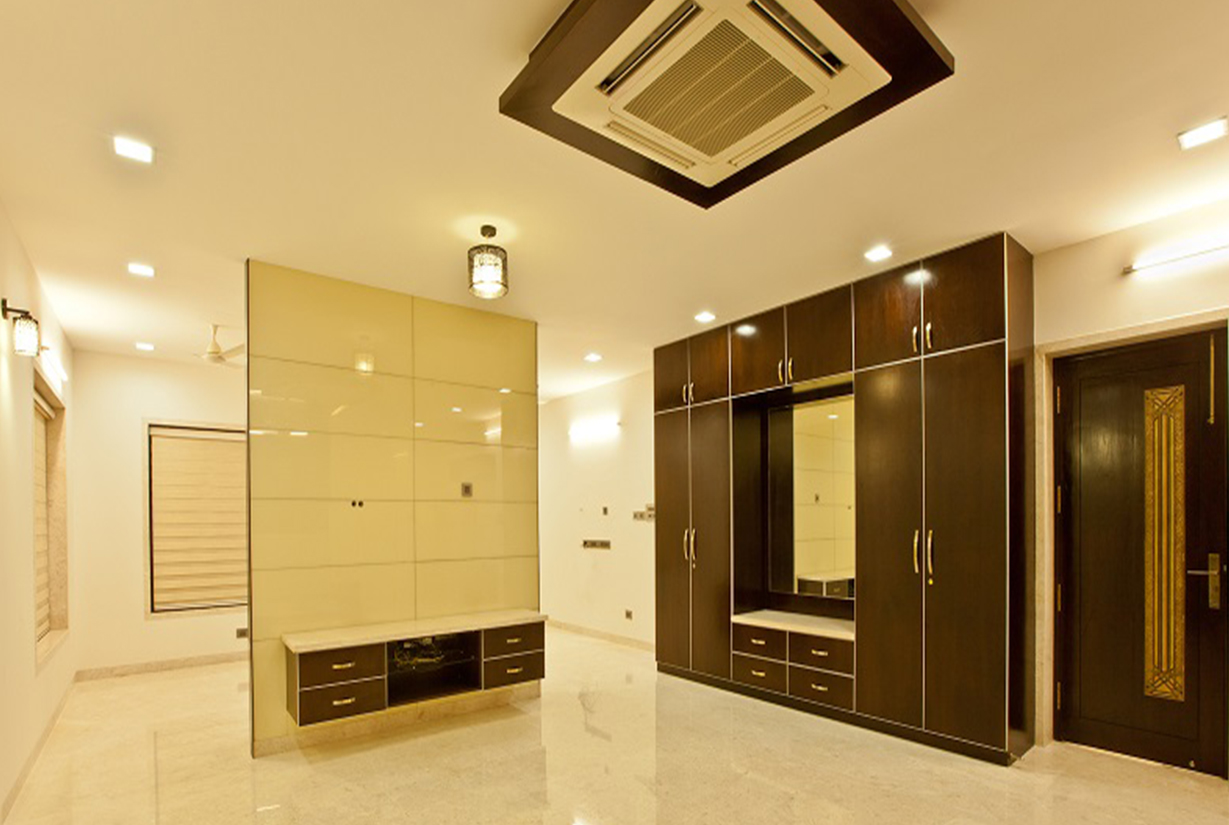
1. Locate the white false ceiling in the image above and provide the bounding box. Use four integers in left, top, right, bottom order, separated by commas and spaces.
0, 0, 1227, 398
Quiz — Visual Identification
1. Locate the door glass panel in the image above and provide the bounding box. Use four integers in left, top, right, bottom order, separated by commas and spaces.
1143, 384, 1186, 702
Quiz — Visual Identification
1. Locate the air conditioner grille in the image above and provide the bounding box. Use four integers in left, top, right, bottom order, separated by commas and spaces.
624, 19, 815, 158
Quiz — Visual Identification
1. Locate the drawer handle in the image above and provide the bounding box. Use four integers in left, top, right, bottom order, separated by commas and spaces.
331, 661, 356, 670
750, 638, 766, 646
332, 697, 356, 707
810, 649, 830, 658
507, 666, 524, 675
810, 683, 830, 693
751, 669, 766, 678
506, 637, 522, 644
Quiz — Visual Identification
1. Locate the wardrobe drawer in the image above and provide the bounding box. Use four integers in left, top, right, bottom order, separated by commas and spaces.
484, 651, 544, 689
732, 624, 787, 660
298, 678, 386, 725
732, 653, 787, 694
483, 622, 545, 657
789, 667, 853, 710
788, 634, 854, 675
299, 644, 385, 688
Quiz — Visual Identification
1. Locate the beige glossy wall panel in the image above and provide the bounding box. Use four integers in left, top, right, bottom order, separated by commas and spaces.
415, 442, 538, 502
415, 557, 539, 619
250, 357, 413, 437
248, 261, 415, 376
250, 432, 412, 500
251, 564, 416, 642
415, 502, 537, 562
251, 500, 413, 570
414, 381, 537, 448
252, 640, 293, 740
413, 298, 536, 392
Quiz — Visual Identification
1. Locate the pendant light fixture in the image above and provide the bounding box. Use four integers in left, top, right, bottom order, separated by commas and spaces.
2, 298, 40, 357
468, 225, 508, 299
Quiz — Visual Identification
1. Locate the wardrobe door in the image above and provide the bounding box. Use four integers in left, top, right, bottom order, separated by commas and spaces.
853, 263, 923, 369
655, 409, 692, 669
730, 309, 786, 396
922, 235, 1006, 355
923, 344, 1008, 749
786, 285, 852, 383
689, 401, 731, 680
689, 326, 730, 404
854, 361, 924, 727
654, 340, 690, 412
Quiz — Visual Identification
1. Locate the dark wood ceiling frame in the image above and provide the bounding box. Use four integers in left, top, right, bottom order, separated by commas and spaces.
500, 0, 955, 208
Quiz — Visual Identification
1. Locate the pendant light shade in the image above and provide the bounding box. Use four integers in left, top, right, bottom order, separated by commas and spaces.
2, 298, 40, 357
468, 225, 508, 300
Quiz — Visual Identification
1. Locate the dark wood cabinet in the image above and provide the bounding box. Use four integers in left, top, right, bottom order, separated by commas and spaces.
854, 361, 924, 728
853, 264, 923, 369
689, 326, 730, 404
654, 409, 691, 669
786, 286, 852, 382
923, 235, 1006, 355
731, 309, 786, 395
654, 339, 690, 412
923, 343, 1008, 749
690, 401, 732, 679
733, 653, 788, 693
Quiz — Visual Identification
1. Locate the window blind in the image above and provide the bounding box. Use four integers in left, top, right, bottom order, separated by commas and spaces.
33, 403, 51, 640
149, 426, 248, 612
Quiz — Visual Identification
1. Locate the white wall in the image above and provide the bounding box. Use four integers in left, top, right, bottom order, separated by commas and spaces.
70, 351, 248, 671
539, 371, 655, 645
0, 199, 76, 819
1035, 196, 1229, 345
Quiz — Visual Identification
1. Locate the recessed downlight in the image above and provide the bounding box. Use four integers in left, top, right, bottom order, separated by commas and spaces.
864, 244, 893, 263
499, 387, 512, 394
694, 310, 716, 323
113, 136, 154, 163
584, 352, 603, 363
451, 406, 463, 413
135, 342, 155, 352
127, 262, 155, 278
1178, 118, 1228, 151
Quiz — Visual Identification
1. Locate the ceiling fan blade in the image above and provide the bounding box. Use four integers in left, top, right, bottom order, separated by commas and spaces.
220, 344, 246, 359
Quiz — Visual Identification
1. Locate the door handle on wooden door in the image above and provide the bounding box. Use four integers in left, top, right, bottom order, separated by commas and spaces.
689, 528, 696, 567
912, 530, 920, 575
925, 530, 934, 584
1188, 553, 1221, 609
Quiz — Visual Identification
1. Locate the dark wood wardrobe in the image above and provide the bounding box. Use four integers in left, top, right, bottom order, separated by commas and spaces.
653, 233, 1035, 764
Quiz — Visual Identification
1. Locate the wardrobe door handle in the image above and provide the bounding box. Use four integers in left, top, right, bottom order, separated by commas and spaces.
689, 382, 695, 404
777, 359, 784, 384
925, 322, 934, 350
683, 530, 690, 562
690, 528, 696, 564
682, 384, 689, 405
912, 326, 919, 354
787, 357, 794, 383
926, 529, 935, 581
912, 529, 920, 575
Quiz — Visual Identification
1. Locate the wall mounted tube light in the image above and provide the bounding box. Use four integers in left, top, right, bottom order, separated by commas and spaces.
1123, 240, 1229, 276
2, 298, 40, 357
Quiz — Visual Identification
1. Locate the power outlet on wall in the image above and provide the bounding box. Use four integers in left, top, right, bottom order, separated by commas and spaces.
625, 609, 633, 621
236, 627, 249, 639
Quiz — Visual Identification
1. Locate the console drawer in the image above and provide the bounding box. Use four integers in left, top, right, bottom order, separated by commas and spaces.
298, 678, 386, 725
732, 624, 787, 660
483, 622, 545, 657
788, 633, 853, 675
483, 651, 544, 689
789, 666, 853, 710
299, 644, 385, 688
732, 653, 787, 694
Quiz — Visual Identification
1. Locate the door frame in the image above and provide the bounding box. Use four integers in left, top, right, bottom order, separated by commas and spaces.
1034, 309, 1229, 758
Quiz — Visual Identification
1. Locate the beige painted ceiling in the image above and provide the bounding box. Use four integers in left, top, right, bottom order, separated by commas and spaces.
1, 0, 1228, 398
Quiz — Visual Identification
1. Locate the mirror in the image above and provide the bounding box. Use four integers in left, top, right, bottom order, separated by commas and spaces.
768, 393, 855, 599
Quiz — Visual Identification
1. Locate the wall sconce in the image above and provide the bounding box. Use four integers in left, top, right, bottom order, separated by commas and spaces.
568, 414, 621, 445
1123, 240, 1229, 276
2, 298, 40, 357
468, 225, 508, 299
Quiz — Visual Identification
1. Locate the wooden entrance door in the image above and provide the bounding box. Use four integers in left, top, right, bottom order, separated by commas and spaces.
1056, 330, 1227, 776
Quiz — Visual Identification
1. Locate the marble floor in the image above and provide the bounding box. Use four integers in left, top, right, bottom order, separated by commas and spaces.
8, 628, 1228, 824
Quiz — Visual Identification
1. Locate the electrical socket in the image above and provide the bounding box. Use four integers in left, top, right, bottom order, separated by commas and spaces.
625, 609, 633, 620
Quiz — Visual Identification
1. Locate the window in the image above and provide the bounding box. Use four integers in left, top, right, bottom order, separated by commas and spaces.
33, 397, 52, 640
149, 425, 247, 612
